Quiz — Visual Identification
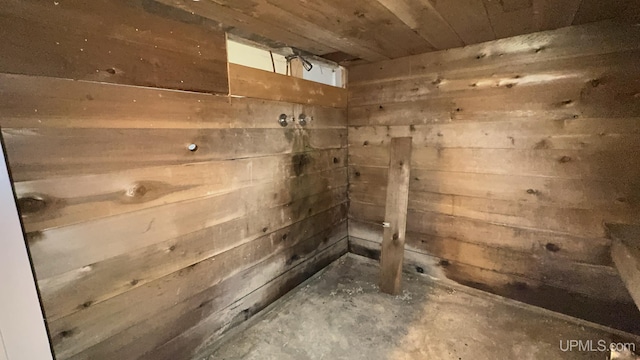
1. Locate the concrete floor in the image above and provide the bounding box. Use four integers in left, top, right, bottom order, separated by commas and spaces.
201, 254, 640, 360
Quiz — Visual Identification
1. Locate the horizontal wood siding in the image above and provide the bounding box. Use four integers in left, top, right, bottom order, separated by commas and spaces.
347, 21, 640, 333
0, 0, 229, 94
229, 64, 348, 108
0, 67, 347, 357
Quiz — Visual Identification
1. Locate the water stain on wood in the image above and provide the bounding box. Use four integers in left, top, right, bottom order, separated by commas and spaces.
18, 195, 48, 215
292, 153, 311, 176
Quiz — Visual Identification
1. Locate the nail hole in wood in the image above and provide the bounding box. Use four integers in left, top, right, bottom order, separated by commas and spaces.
559, 156, 572, 163
545, 243, 561, 252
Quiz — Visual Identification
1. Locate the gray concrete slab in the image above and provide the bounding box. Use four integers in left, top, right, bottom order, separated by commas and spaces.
202, 254, 640, 360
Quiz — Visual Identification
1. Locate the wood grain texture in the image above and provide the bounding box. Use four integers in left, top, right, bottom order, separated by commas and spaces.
16, 149, 346, 232
351, 204, 612, 266
229, 64, 348, 108
349, 187, 638, 239
349, 146, 640, 181
266, 0, 435, 58
347, 21, 640, 325
348, 118, 640, 151
39, 188, 347, 321
533, 0, 581, 30
154, 0, 337, 56
0, 0, 228, 94
49, 214, 347, 359
184, 0, 389, 62
349, 236, 640, 335
3, 127, 346, 181
67, 235, 347, 360
483, 0, 537, 38
0, 74, 347, 130
375, 0, 464, 50
379, 137, 412, 295
351, 220, 629, 302
138, 235, 349, 360
348, 50, 640, 109
427, 0, 496, 45
147, 0, 636, 63
349, 149, 639, 220
348, 21, 640, 85
0, 56, 348, 358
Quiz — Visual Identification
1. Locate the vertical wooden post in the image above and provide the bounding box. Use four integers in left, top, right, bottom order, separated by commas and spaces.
380, 137, 412, 295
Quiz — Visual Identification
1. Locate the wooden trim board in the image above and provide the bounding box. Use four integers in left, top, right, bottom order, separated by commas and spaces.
229, 64, 348, 108
379, 137, 412, 295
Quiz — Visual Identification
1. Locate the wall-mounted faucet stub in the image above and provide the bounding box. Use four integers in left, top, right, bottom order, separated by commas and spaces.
278, 114, 288, 127
298, 113, 308, 126
280, 113, 313, 127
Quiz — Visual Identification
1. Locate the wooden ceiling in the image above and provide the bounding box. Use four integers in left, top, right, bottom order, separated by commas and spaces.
156, 0, 639, 64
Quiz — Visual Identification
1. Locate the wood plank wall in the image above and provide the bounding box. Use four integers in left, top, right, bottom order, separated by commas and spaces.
0, 4, 349, 359
0, 0, 229, 94
347, 20, 640, 333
